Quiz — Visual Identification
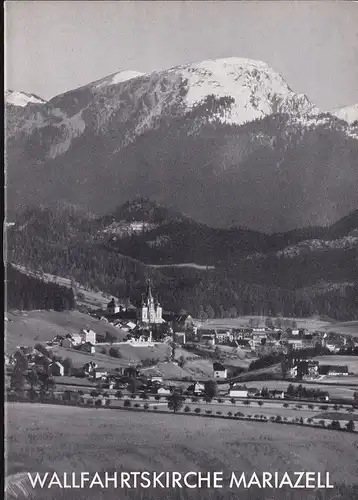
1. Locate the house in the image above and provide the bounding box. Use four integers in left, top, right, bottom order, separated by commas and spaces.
91, 368, 108, 380
83, 361, 98, 374
215, 330, 233, 343
157, 387, 171, 396
247, 387, 260, 397
61, 338, 73, 348
328, 365, 349, 376
107, 298, 120, 315
150, 376, 163, 384
200, 333, 216, 346
194, 382, 205, 395
78, 342, 95, 354
229, 385, 248, 398
70, 333, 82, 346
81, 328, 96, 345
49, 361, 64, 377
268, 390, 285, 399
213, 362, 227, 379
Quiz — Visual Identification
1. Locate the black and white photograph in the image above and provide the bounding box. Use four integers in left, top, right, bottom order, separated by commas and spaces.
4, 1, 358, 499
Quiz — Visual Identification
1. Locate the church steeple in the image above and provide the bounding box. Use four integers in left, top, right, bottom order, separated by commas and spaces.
146, 279, 153, 303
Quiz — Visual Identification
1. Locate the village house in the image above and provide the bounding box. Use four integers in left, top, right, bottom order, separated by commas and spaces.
83, 361, 98, 374
157, 387, 171, 396
107, 298, 120, 315
49, 361, 64, 377
77, 342, 95, 354
229, 385, 248, 398
61, 337, 73, 348
200, 333, 216, 346
91, 368, 108, 380
80, 328, 96, 345
268, 389, 285, 399
215, 330, 233, 343
193, 382, 205, 395
213, 362, 227, 379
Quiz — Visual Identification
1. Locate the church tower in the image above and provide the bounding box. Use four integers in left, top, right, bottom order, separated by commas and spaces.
137, 279, 164, 324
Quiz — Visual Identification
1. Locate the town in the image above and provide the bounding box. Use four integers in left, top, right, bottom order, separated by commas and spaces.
5, 279, 358, 433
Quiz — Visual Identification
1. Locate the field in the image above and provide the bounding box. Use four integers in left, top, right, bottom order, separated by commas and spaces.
323, 321, 358, 337
313, 356, 358, 374
5, 310, 127, 352
195, 317, 334, 331
5, 403, 358, 500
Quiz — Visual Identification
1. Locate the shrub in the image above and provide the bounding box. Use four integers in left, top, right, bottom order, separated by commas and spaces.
217, 398, 224, 404
346, 420, 355, 432
153, 406, 158, 410
205, 410, 213, 415
95, 399, 102, 407
321, 405, 329, 411
184, 406, 191, 413
283, 403, 289, 408
155, 395, 161, 401
331, 420, 341, 430
134, 403, 140, 408
105, 399, 111, 407
307, 418, 313, 424
194, 408, 201, 414
230, 398, 236, 405
123, 400, 131, 407
143, 403, 149, 411
308, 404, 314, 410
216, 411, 222, 415
131, 394, 136, 399
257, 401, 264, 407
234, 412, 244, 417
86, 399, 93, 405
191, 397, 199, 403
270, 416, 276, 421
296, 404, 302, 409
299, 417, 304, 425
141, 393, 149, 400
228, 412, 233, 417
275, 415, 282, 422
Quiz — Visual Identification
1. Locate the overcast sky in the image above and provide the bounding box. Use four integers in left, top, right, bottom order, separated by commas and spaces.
5, 1, 358, 110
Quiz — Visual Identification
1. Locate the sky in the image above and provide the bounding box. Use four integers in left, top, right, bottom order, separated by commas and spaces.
5, 1, 358, 110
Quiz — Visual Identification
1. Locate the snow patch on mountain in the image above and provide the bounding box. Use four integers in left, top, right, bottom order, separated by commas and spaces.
331, 103, 358, 125
167, 57, 319, 125
5, 90, 46, 107
95, 70, 145, 88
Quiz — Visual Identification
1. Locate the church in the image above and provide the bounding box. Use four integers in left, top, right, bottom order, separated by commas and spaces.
137, 280, 164, 324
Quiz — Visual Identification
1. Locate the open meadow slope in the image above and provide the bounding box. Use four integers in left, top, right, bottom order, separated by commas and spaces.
5, 403, 358, 500
4, 310, 127, 352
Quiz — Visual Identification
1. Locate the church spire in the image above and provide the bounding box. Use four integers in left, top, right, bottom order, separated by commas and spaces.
146, 279, 153, 302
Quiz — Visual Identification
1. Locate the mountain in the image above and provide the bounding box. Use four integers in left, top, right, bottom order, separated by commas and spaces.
5, 89, 47, 107
5, 57, 358, 231
331, 104, 358, 125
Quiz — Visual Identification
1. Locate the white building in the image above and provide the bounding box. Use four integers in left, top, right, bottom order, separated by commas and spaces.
229, 385, 248, 398
81, 328, 96, 345
107, 298, 120, 314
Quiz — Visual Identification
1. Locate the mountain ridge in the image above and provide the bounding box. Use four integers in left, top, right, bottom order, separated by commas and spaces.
5, 57, 358, 231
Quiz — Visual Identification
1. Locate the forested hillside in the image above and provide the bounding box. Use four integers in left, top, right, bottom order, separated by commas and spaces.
6, 264, 75, 311
6, 204, 358, 320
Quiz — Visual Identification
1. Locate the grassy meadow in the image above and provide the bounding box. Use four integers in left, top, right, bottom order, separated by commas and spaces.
5, 403, 358, 500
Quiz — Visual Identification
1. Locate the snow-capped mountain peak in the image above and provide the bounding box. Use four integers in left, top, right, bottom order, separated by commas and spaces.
166, 57, 319, 124
5, 89, 47, 107
330, 103, 358, 125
